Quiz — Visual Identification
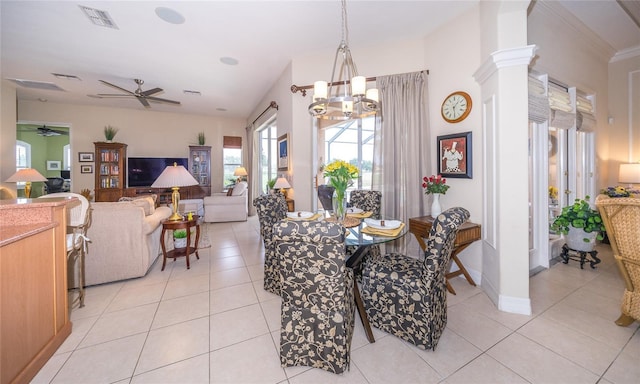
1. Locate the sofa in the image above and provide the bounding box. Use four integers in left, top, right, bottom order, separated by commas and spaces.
85, 196, 171, 286
203, 181, 248, 222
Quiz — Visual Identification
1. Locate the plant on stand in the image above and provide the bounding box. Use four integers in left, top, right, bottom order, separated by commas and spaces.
323, 159, 358, 221
422, 174, 450, 217
173, 229, 187, 249
104, 125, 119, 142
551, 196, 605, 251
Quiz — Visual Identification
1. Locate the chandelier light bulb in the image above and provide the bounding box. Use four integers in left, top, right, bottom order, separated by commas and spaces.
351, 76, 366, 96
314, 81, 328, 100
366, 88, 379, 102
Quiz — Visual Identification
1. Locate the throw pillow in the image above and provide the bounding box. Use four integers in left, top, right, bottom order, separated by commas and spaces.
232, 182, 247, 196
118, 195, 156, 215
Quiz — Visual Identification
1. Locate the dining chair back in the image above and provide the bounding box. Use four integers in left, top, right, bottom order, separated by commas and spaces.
361, 207, 469, 350
274, 220, 355, 374
349, 190, 382, 218
38, 192, 92, 307
596, 194, 640, 326
253, 193, 288, 295
317, 184, 335, 212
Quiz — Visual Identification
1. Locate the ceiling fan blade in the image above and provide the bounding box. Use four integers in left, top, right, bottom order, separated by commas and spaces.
99, 80, 136, 95
137, 96, 151, 108
141, 87, 163, 97
96, 93, 137, 98
146, 96, 181, 105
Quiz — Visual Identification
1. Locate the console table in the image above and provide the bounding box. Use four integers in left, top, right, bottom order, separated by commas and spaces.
160, 215, 201, 270
408, 215, 481, 294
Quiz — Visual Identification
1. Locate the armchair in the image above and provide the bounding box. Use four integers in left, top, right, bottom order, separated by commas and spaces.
596, 194, 640, 326
203, 181, 248, 222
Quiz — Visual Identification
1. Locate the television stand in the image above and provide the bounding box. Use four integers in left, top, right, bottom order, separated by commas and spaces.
124, 185, 210, 205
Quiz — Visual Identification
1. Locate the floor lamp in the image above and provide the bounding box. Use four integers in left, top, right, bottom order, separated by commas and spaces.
151, 163, 199, 221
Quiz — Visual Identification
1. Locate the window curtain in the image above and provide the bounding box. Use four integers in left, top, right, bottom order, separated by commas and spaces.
372, 71, 430, 253
576, 93, 596, 132
245, 123, 259, 216
528, 75, 549, 123
549, 82, 574, 130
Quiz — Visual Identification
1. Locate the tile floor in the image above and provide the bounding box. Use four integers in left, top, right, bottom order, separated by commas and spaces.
32, 217, 639, 384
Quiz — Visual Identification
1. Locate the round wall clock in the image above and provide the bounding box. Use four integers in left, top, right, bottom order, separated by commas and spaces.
441, 91, 472, 123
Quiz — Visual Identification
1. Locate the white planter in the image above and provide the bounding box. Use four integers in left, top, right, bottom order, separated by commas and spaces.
174, 237, 187, 249
566, 227, 596, 252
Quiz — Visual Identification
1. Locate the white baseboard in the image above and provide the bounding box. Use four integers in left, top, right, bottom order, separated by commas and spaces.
498, 294, 532, 315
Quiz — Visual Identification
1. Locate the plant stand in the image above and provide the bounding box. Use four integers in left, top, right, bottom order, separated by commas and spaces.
560, 244, 600, 269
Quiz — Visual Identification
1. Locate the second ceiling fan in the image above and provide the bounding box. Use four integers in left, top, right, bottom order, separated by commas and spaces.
94, 78, 181, 108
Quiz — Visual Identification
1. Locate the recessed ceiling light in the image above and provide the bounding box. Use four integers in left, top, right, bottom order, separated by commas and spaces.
220, 57, 238, 66
52, 73, 81, 81
79, 5, 118, 29
38, 98, 48, 102
183, 90, 201, 96
155, 7, 185, 24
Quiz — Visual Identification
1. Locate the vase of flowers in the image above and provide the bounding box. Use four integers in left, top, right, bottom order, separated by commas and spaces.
601, 185, 631, 198
324, 159, 358, 221
422, 175, 450, 217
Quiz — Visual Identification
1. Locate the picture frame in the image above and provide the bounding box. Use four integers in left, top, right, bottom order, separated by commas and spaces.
437, 131, 472, 179
80, 165, 93, 174
277, 133, 289, 171
46, 160, 61, 171
78, 152, 94, 162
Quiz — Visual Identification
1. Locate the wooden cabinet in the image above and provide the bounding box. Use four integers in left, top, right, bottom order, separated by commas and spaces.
124, 185, 208, 205
94, 142, 127, 202
0, 198, 72, 384
188, 146, 211, 197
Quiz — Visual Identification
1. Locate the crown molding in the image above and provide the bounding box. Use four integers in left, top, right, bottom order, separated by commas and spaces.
474, 45, 537, 85
610, 44, 640, 63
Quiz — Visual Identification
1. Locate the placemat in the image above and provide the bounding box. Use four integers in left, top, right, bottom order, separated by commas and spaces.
347, 211, 373, 219
326, 216, 361, 228
361, 222, 406, 237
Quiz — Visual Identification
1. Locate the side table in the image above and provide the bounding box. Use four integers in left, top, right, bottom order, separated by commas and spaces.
160, 215, 201, 270
409, 215, 481, 294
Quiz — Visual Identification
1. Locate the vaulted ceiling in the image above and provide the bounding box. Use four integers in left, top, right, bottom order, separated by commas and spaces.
2, 1, 638, 119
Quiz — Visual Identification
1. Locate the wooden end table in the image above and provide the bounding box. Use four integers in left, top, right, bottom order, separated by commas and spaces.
409, 215, 481, 294
160, 215, 201, 270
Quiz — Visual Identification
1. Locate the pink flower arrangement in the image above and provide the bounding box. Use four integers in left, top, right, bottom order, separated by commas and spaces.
422, 175, 450, 195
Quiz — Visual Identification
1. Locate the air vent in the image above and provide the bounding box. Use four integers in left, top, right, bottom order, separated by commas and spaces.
183, 90, 201, 96
8, 79, 65, 91
79, 5, 118, 29
52, 73, 82, 80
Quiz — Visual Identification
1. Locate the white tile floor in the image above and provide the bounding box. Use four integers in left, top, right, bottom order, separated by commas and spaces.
32, 216, 639, 384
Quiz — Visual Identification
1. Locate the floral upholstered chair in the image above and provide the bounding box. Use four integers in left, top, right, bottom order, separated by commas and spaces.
596, 194, 640, 326
253, 193, 288, 295
347, 190, 383, 263
274, 220, 355, 374
361, 207, 470, 350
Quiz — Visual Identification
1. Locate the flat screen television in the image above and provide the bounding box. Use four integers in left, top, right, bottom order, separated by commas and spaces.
127, 157, 189, 187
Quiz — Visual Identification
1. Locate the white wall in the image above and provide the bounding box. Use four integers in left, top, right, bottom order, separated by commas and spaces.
0, 81, 18, 199
17, 100, 246, 194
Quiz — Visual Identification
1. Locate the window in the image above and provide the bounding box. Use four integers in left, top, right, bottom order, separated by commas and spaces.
258, 118, 278, 193
63, 144, 71, 170
322, 116, 375, 192
223, 136, 242, 187
15, 140, 31, 188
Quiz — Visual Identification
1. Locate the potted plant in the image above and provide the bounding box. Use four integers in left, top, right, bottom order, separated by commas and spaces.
104, 125, 119, 142
551, 196, 605, 252
197, 132, 206, 145
266, 178, 276, 194
173, 229, 187, 249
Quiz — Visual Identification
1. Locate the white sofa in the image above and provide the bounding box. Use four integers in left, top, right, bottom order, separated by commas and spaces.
203, 181, 248, 222
85, 197, 171, 286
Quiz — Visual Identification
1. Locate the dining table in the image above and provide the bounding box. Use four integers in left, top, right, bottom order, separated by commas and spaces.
288, 210, 408, 343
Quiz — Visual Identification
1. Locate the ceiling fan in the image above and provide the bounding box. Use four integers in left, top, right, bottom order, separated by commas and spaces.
93, 78, 181, 108
19, 125, 68, 136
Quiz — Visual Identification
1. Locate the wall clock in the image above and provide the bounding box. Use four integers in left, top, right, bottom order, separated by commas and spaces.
441, 91, 472, 123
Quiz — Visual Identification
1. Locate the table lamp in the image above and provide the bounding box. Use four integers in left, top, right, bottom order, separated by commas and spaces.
233, 166, 248, 183
273, 177, 291, 198
5, 168, 47, 198
151, 163, 199, 221
618, 163, 640, 188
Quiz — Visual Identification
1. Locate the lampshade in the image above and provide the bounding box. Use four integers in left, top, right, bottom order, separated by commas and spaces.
273, 177, 291, 190
233, 166, 248, 177
5, 168, 47, 183
151, 164, 198, 188
619, 163, 640, 184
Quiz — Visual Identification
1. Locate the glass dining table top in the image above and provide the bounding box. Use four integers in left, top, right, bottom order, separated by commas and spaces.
344, 218, 408, 247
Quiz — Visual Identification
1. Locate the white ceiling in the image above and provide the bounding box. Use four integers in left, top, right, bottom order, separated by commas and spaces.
2, 1, 639, 120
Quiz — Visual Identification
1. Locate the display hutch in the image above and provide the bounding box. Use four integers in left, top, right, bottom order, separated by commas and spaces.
94, 142, 127, 202
189, 145, 211, 198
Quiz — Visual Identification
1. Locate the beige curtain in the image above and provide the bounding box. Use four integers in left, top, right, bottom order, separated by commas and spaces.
245, 123, 259, 216
373, 71, 430, 252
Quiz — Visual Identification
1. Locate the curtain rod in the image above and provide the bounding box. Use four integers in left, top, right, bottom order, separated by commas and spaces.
290, 70, 429, 97
252, 101, 279, 126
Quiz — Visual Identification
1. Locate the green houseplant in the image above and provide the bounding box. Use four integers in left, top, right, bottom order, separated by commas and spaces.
173, 229, 187, 248
104, 125, 119, 142
266, 178, 276, 193
197, 132, 206, 145
551, 196, 605, 250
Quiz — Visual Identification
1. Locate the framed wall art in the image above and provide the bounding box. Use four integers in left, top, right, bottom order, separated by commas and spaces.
277, 133, 289, 171
78, 152, 94, 162
80, 165, 93, 174
46, 160, 61, 171
437, 131, 472, 179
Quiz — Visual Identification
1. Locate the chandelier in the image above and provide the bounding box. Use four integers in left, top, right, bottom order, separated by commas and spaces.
309, 0, 380, 120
